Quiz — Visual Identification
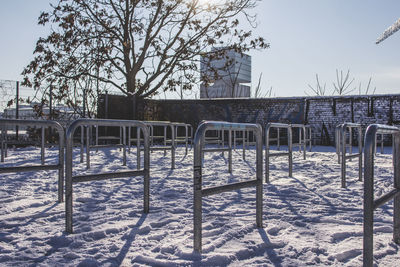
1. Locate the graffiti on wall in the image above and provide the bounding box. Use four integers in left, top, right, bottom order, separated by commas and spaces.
99, 94, 400, 146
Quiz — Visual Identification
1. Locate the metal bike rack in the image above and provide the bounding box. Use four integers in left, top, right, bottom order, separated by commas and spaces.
335, 125, 342, 164
172, 122, 190, 154
187, 124, 194, 147
65, 119, 150, 233
127, 125, 145, 169
144, 121, 175, 169
94, 125, 123, 149
193, 121, 263, 252
204, 128, 223, 146
267, 127, 282, 151
233, 130, 248, 160
374, 125, 399, 154
336, 123, 356, 164
0, 119, 64, 202
304, 125, 313, 152
201, 125, 232, 172
337, 123, 362, 188
363, 124, 400, 267
81, 125, 126, 169
265, 123, 293, 183
291, 124, 307, 160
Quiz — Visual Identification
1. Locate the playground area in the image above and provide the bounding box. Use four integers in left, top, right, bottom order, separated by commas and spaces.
0, 127, 399, 266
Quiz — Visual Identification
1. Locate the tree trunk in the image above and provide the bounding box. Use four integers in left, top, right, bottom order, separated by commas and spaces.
129, 94, 137, 120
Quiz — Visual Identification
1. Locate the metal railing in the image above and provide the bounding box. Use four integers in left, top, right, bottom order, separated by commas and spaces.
376, 133, 383, 154
267, 127, 282, 151
193, 121, 263, 252
363, 124, 400, 267
204, 129, 224, 146
172, 122, 190, 154
337, 123, 362, 188
335, 125, 342, 163
0, 119, 64, 202
304, 125, 313, 152
291, 124, 307, 160
336, 124, 356, 164
81, 125, 126, 169
233, 130, 251, 160
65, 119, 150, 233
265, 123, 293, 183
201, 124, 232, 172
144, 121, 175, 169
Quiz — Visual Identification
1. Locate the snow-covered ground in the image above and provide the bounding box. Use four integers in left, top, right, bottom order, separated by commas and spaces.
0, 144, 399, 266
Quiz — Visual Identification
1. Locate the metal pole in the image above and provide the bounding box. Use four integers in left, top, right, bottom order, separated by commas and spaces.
143, 125, 150, 213
105, 91, 108, 136
277, 128, 280, 151
193, 128, 203, 252
16, 81, 19, 139
49, 85, 53, 120
86, 126, 90, 169
234, 130, 236, 150
1, 127, 4, 162
228, 129, 232, 173
66, 126, 74, 233
265, 126, 270, 183
119, 127, 122, 151
41, 126, 45, 165
80, 125, 84, 163
363, 126, 376, 266
359, 126, 363, 181
341, 125, 346, 188
123, 126, 126, 166
137, 127, 141, 169
302, 126, 306, 160
128, 126, 131, 154
95, 125, 99, 152
289, 126, 293, 177
171, 124, 175, 169
336, 126, 340, 164
185, 125, 188, 155
349, 127, 353, 157
255, 125, 263, 228
394, 132, 400, 245
242, 129, 245, 160
4, 129, 7, 158
58, 126, 64, 203
221, 129, 225, 157
164, 125, 167, 156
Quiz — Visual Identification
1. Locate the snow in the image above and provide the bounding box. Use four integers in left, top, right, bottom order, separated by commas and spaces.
0, 144, 399, 266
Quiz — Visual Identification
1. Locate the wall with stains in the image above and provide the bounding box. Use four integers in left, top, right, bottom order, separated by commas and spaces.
97, 94, 400, 145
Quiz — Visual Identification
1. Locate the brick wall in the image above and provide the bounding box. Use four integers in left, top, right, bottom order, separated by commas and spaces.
97, 94, 400, 145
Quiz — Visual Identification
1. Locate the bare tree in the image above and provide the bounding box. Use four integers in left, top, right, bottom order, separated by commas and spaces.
22, 0, 268, 110
306, 73, 326, 96
358, 77, 377, 95
333, 69, 355, 95
253, 73, 273, 98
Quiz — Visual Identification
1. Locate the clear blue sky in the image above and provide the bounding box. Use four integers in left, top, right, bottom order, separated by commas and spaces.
0, 0, 399, 98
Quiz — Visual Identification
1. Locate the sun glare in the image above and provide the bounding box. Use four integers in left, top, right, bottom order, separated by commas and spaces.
198, 0, 220, 7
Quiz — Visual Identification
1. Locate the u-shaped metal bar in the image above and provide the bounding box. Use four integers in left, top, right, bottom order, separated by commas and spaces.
193, 121, 263, 252
363, 124, 400, 267
65, 119, 150, 234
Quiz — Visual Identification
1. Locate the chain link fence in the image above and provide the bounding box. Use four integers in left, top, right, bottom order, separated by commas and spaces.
0, 79, 36, 116
0, 79, 97, 120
